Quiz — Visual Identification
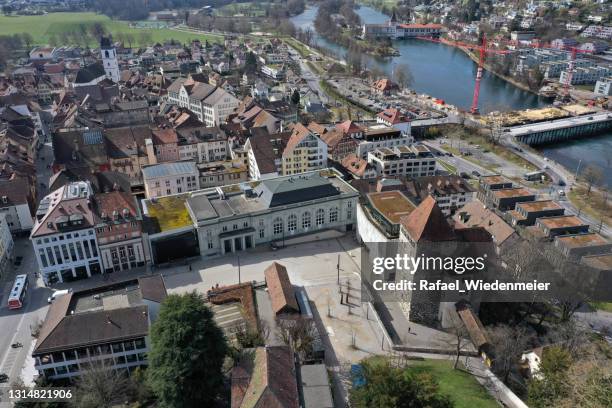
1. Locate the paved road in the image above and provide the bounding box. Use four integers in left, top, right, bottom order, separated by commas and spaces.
0, 239, 52, 387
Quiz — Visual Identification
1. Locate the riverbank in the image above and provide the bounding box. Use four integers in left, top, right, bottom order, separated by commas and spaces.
444, 41, 541, 96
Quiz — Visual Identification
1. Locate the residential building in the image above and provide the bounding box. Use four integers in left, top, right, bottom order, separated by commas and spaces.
31, 182, 102, 284
453, 201, 518, 253
319, 128, 358, 162
0, 214, 14, 278
581, 25, 612, 41
356, 125, 414, 158
93, 191, 148, 273
413, 175, 475, 215
141, 170, 358, 263
244, 131, 292, 180
594, 76, 612, 96
367, 145, 436, 178
371, 78, 399, 96
142, 162, 200, 199
281, 124, 328, 176
560, 65, 612, 85
376, 108, 411, 135
554, 233, 612, 261
32, 275, 167, 380
166, 77, 240, 126
340, 154, 377, 180
0, 176, 35, 233
176, 126, 229, 163
532, 215, 590, 238
487, 187, 537, 211
509, 200, 565, 226
261, 64, 286, 80
198, 160, 248, 188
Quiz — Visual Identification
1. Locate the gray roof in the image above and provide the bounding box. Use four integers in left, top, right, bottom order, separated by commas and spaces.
257, 174, 340, 208
301, 364, 334, 408
185, 171, 356, 224
142, 161, 197, 179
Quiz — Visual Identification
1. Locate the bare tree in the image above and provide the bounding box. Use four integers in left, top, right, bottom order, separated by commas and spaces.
393, 63, 413, 89
582, 165, 603, 196
445, 311, 471, 369
488, 324, 530, 383
277, 316, 317, 362
71, 360, 132, 408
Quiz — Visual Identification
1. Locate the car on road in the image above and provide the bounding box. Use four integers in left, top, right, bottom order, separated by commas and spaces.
471, 170, 481, 177
558, 180, 566, 187
460, 172, 471, 179
0, 374, 8, 383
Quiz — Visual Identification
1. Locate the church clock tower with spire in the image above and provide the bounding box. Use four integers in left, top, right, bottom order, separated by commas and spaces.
100, 36, 119, 83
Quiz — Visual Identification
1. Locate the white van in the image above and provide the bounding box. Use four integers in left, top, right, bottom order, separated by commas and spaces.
47, 289, 72, 304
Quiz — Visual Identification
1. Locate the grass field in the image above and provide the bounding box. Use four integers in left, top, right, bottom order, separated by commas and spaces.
0, 12, 222, 47
361, 357, 498, 408
409, 360, 498, 408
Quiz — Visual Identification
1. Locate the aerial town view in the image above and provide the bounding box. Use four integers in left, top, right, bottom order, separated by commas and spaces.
0, 0, 610, 407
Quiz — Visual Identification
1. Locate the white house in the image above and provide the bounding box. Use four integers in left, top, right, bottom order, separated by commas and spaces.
142, 162, 200, 199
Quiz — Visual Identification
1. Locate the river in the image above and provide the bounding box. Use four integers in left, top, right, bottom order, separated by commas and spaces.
290, 5, 611, 187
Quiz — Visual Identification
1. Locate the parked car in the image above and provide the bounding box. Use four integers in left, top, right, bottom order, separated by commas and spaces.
460, 172, 471, 179
0, 374, 8, 383
471, 170, 481, 177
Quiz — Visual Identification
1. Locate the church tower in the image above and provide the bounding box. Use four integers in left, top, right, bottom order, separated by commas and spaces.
100, 36, 119, 83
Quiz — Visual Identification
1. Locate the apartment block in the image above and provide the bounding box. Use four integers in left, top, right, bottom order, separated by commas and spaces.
554, 233, 612, 261
533, 215, 590, 238
509, 200, 565, 226
488, 188, 536, 211
142, 162, 200, 199
367, 145, 436, 178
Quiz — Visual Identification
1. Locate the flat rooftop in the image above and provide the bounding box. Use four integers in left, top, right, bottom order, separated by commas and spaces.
480, 175, 511, 185
187, 171, 357, 223
556, 233, 609, 248
143, 193, 193, 233
538, 215, 587, 229
582, 254, 612, 270
368, 191, 416, 224
516, 200, 562, 212
492, 188, 534, 198
508, 112, 612, 137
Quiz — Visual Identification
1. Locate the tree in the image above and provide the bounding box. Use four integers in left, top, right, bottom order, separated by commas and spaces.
527, 346, 572, 408
277, 316, 317, 362
70, 360, 132, 408
582, 164, 603, 196
291, 89, 301, 105
444, 311, 470, 369
350, 357, 453, 408
488, 324, 530, 383
393, 63, 413, 89
147, 292, 228, 408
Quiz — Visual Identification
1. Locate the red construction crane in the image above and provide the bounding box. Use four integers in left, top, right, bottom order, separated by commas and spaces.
417, 34, 510, 114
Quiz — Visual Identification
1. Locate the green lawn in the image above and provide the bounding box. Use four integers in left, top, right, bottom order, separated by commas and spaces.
0, 12, 222, 47
590, 302, 612, 313
408, 360, 498, 408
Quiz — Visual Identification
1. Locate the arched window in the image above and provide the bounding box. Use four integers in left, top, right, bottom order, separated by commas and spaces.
273, 218, 283, 235
302, 212, 311, 230
329, 207, 339, 223
105, 50, 109, 59
316, 209, 325, 227
287, 214, 297, 233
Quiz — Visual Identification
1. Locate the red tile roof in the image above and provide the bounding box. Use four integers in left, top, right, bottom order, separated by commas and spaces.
264, 262, 299, 315
377, 108, 409, 124
400, 196, 455, 242
336, 120, 363, 135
